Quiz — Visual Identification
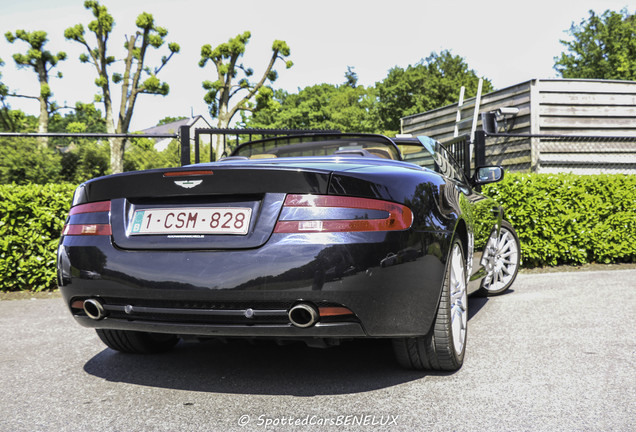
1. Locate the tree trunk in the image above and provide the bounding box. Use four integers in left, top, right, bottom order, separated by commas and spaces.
212, 135, 224, 161
102, 85, 123, 173
37, 95, 48, 148
213, 117, 230, 161
109, 136, 126, 174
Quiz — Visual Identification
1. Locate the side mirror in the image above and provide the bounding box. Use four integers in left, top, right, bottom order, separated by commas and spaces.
472, 166, 504, 185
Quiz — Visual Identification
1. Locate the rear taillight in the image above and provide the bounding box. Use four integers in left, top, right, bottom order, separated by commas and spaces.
68, 201, 110, 215
63, 200, 112, 236
274, 194, 413, 233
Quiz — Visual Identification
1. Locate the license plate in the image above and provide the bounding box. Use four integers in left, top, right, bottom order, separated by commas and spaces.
129, 207, 252, 235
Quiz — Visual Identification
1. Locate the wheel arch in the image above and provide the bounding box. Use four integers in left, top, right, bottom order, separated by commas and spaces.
452, 218, 469, 263
431, 219, 468, 320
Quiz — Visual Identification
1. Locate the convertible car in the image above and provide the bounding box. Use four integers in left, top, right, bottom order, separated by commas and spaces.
57, 133, 520, 371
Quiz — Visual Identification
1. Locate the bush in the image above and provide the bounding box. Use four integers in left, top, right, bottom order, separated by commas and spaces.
60, 139, 110, 184
483, 173, 636, 267
0, 183, 75, 291
0, 174, 634, 292
0, 137, 63, 184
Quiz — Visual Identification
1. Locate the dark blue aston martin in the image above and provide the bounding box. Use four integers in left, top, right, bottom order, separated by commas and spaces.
57, 134, 520, 371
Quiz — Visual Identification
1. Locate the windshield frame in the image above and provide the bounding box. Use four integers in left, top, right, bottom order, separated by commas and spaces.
229, 133, 403, 161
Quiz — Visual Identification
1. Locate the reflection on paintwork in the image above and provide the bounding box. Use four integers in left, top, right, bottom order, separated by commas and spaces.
57, 132, 514, 353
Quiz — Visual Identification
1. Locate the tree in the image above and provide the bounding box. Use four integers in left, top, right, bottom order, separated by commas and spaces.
375, 50, 493, 132
0, 59, 38, 132
554, 9, 636, 80
199, 31, 292, 159
124, 137, 180, 172
244, 81, 380, 134
65, 0, 180, 173
49, 102, 107, 134
0, 57, 14, 131
157, 115, 187, 126
0, 136, 62, 184
4, 30, 66, 144
344, 66, 358, 88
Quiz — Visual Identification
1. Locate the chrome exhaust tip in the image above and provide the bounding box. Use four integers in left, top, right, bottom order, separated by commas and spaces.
83, 298, 106, 320
288, 303, 319, 328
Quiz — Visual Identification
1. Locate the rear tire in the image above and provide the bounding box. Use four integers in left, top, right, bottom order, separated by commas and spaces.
393, 238, 467, 371
96, 329, 179, 354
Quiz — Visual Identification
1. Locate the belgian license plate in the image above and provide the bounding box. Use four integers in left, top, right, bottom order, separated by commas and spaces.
129, 207, 252, 235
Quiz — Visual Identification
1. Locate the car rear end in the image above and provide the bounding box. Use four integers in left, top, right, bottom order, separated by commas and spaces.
57, 159, 452, 343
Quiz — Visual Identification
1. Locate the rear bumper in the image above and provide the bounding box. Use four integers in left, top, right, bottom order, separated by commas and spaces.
72, 317, 367, 338
58, 230, 451, 338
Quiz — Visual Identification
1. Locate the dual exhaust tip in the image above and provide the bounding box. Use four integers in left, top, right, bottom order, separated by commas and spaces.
82, 298, 320, 328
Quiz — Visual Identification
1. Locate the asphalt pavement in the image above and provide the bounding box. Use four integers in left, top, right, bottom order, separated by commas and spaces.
0, 268, 634, 432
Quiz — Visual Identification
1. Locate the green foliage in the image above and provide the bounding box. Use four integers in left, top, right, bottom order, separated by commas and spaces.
0, 58, 16, 132
0, 137, 62, 184
245, 51, 492, 135
199, 32, 292, 127
5, 30, 67, 66
344, 66, 358, 88
0, 103, 182, 185
59, 140, 110, 184
0, 105, 180, 184
4, 30, 66, 83
65, 1, 179, 173
0, 133, 109, 185
0, 174, 634, 292
4, 29, 67, 134
0, 57, 7, 96
49, 102, 107, 134
375, 50, 493, 132
555, 9, 636, 80
49, 102, 110, 183
0, 183, 75, 292
142, 75, 169, 95
124, 137, 180, 172
157, 116, 187, 126
63, 24, 86, 43
135, 12, 155, 30
84, 0, 114, 35
483, 173, 636, 267
39, 83, 51, 98
272, 40, 291, 57
244, 82, 380, 133
0, 107, 38, 133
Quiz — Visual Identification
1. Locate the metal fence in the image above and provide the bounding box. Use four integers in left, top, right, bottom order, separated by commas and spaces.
187, 128, 341, 163
442, 134, 472, 178
4, 127, 635, 185
471, 131, 636, 175
0, 127, 341, 184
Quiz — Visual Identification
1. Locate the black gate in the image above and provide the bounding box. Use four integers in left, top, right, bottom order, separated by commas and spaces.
179, 127, 340, 166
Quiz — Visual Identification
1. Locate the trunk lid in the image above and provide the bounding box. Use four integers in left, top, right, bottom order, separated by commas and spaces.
77, 164, 332, 250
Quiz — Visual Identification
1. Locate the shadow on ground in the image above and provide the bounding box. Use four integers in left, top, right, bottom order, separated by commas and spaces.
83, 295, 494, 396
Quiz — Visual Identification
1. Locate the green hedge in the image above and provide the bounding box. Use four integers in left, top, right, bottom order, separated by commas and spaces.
0, 174, 635, 292
483, 173, 636, 267
0, 183, 75, 292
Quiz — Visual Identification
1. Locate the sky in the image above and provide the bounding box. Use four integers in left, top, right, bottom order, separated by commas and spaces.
0, 0, 634, 131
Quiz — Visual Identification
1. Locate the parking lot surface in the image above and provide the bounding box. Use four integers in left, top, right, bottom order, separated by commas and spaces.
0, 268, 634, 431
